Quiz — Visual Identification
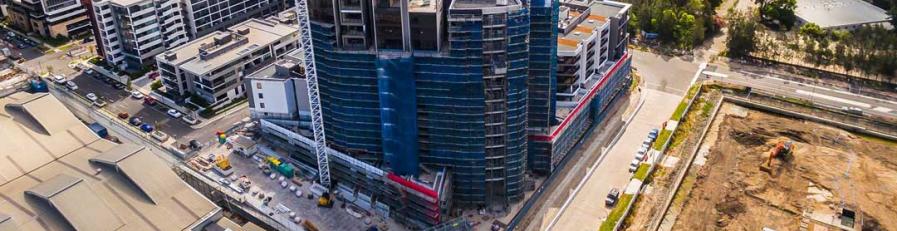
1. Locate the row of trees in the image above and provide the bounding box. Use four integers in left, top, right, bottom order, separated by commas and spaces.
628, 0, 721, 49
727, 10, 897, 82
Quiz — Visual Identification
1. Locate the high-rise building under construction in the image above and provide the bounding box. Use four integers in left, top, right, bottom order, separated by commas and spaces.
251, 0, 632, 227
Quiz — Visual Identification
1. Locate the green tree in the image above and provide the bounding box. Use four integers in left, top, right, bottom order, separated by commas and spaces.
150, 80, 163, 91
890, 6, 897, 32
798, 23, 824, 38
760, 0, 797, 29
726, 10, 760, 57
675, 12, 697, 49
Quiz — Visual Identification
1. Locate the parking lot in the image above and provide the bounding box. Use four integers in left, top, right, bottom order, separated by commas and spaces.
0, 27, 43, 60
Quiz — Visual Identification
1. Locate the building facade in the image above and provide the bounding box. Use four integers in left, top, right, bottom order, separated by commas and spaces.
7, 0, 91, 38
92, 0, 190, 70
181, 0, 293, 37
528, 0, 631, 174
305, 0, 531, 206
250, 0, 632, 225
156, 18, 299, 105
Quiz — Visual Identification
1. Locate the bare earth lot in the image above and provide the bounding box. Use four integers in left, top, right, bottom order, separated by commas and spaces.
674, 106, 897, 231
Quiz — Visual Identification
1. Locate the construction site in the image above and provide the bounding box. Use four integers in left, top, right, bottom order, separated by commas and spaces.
673, 102, 897, 230
618, 84, 897, 231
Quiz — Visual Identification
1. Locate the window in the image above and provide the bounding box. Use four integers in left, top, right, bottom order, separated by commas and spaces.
256, 82, 261, 89
258, 93, 263, 99
259, 103, 265, 108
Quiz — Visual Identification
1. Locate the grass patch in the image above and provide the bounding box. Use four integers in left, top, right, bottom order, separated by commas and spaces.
781, 96, 814, 107
633, 163, 651, 180
856, 133, 897, 147
701, 100, 716, 117
671, 174, 697, 208
199, 98, 247, 119
630, 70, 641, 92
599, 194, 634, 231
653, 129, 672, 150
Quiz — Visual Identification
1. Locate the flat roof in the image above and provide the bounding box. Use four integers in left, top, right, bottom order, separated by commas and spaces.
163, 19, 298, 75
590, 1, 630, 18
0, 92, 220, 231
558, 6, 608, 54
451, 0, 521, 9
796, 0, 890, 28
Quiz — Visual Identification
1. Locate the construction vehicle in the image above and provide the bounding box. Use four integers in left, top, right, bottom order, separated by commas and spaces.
213, 155, 234, 176
760, 139, 795, 173
317, 192, 333, 208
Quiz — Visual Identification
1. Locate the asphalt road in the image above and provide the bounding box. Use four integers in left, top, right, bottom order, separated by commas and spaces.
705, 65, 897, 119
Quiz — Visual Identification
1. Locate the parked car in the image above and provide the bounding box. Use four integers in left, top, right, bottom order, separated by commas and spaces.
65, 81, 78, 90
85, 69, 94, 76
605, 188, 620, 207
118, 112, 130, 119
129, 117, 142, 126
635, 148, 647, 161
140, 124, 154, 132
182, 116, 199, 125
52, 75, 66, 84
113, 83, 125, 90
151, 131, 169, 142
629, 159, 640, 173
86, 93, 98, 101
93, 100, 107, 108
167, 109, 183, 118
144, 97, 157, 106
130, 90, 144, 99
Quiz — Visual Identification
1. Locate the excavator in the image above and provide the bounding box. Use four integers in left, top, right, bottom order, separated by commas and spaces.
760, 139, 795, 173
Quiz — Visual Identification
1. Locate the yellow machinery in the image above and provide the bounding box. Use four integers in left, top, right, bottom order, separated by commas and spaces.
317, 192, 333, 208
760, 140, 795, 173
215, 155, 232, 170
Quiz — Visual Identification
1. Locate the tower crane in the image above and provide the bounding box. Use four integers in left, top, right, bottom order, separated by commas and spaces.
294, 0, 331, 187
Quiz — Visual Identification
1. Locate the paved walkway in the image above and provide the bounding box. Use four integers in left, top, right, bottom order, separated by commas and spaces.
549, 89, 681, 231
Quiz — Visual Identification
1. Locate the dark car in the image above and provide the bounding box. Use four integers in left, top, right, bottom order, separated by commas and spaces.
189, 139, 203, 151
113, 83, 125, 90
605, 188, 620, 207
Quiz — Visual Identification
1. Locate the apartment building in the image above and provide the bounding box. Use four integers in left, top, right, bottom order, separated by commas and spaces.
181, 0, 292, 37
244, 49, 309, 122
156, 18, 298, 105
92, 0, 190, 70
7, 0, 91, 37
528, 0, 631, 174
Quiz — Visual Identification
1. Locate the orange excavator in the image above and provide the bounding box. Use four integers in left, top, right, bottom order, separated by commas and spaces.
760, 139, 795, 173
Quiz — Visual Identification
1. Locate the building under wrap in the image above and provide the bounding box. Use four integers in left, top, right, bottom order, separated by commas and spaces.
249, 0, 634, 227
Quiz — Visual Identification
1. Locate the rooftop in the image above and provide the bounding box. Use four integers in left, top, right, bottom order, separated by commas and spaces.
94, 0, 146, 7
590, 0, 630, 19
557, 4, 609, 54
450, 0, 521, 9
795, 0, 890, 28
160, 19, 299, 75
246, 49, 306, 80
0, 93, 219, 231
409, 0, 439, 12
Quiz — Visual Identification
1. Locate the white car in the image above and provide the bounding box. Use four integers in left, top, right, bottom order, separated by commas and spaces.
65, 81, 78, 90
85, 69, 94, 76
167, 109, 183, 118
130, 90, 144, 99
629, 159, 641, 173
86, 93, 98, 101
182, 116, 199, 125
52, 75, 66, 84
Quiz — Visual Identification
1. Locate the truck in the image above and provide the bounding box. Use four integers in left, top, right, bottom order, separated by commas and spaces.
88, 122, 108, 138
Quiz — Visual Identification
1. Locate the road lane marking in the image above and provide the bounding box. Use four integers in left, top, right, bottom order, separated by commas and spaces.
873, 107, 893, 113
795, 89, 871, 108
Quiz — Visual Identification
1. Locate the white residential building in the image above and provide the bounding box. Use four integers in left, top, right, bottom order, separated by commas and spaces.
156, 18, 299, 105
244, 49, 310, 124
93, 0, 190, 70
556, 2, 611, 106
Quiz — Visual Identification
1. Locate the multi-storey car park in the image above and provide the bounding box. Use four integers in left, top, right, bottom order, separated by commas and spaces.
245, 0, 632, 228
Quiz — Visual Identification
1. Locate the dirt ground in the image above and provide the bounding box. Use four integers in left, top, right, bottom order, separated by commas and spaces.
673, 105, 897, 231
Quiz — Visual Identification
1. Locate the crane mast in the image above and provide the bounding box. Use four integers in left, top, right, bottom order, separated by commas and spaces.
294, 0, 331, 187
